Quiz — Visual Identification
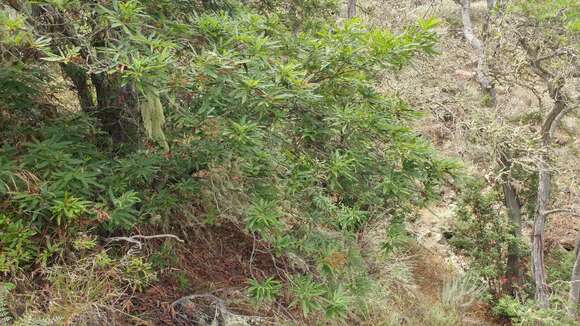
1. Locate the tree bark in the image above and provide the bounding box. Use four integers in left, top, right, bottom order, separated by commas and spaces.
532, 166, 550, 309
499, 154, 523, 296
10, 1, 143, 150
347, 0, 356, 18
568, 231, 580, 318
486, 0, 495, 10
459, 0, 497, 106
532, 80, 567, 310
517, 36, 572, 312
61, 63, 94, 113
90, 73, 139, 147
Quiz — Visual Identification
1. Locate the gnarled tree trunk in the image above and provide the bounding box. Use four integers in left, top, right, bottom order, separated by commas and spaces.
61, 63, 94, 113
459, 0, 496, 106
91, 73, 140, 147
532, 166, 550, 309
518, 36, 572, 312
499, 153, 523, 296
532, 80, 567, 310
347, 0, 356, 18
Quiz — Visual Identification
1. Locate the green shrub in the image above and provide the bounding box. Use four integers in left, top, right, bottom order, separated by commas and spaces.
289, 275, 326, 316
442, 274, 485, 313
492, 295, 522, 319
323, 286, 351, 321
427, 304, 461, 326
0, 0, 457, 321
123, 257, 156, 292
448, 179, 526, 296
0, 214, 37, 273
0, 283, 14, 325
247, 277, 282, 304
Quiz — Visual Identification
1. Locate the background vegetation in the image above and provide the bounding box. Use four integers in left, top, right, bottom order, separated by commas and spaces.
0, 0, 578, 325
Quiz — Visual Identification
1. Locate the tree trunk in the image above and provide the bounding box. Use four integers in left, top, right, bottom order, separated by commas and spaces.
517, 36, 571, 314
459, 0, 496, 106
91, 73, 139, 147
11, 1, 141, 150
532, 81, 567, 309
533, 128, 554, 310
501, 172, 523, 295
532, 165, 550, 309
486, 0, 495, 10
347, 0, 356, 18
531, 97, 566, 310
61, 63, 94, 113
568, 231, 580, 318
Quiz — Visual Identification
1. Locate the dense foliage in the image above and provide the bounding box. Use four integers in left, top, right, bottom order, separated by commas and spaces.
0, 0, 458, 323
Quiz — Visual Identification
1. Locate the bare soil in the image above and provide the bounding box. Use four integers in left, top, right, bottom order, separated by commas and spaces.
127, 223, 284, 325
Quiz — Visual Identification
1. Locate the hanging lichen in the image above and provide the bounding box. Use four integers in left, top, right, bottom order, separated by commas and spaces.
140, 91, 169, 151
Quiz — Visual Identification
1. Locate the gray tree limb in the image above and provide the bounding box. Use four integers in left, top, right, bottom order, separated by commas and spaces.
347, 0, 356, 18
519, 37, 575, 311
568, 231, 580, 318
459, 0, 497, 106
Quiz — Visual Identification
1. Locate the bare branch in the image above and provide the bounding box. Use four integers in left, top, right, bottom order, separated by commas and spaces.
549, 102, 577, 138
105, 234, 184, 249
459, 0, 496, 106
518, 37, 554, 81
537, 48, 569, 63
171, 293, 224, 309
543, 209, 580, 219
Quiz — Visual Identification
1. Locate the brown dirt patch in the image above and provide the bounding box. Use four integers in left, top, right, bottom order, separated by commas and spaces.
409, 243, 506, 325
409, 243, 451, 304
125, 223, 284, 325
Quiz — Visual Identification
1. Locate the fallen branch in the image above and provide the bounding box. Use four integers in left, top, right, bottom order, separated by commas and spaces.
543, 209, 580, 219
105, 234, 184, 249
171, 293, 274, 324
171, 293, 224, 308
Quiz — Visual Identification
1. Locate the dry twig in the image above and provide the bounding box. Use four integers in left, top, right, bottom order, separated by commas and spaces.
105, 234, 184, 249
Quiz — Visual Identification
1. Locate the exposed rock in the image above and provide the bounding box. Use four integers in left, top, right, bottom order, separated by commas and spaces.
171, 294, 269, 326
